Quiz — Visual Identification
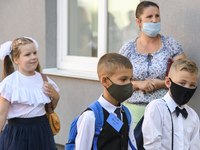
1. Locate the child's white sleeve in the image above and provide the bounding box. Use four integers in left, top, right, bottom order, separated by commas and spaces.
142, 101, 163, 150
190, 112, 200, 149
75, 110, 95, 150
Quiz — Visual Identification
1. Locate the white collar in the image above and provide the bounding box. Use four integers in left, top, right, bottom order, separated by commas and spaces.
98, 94, 122, 113
164, 92, 185, 113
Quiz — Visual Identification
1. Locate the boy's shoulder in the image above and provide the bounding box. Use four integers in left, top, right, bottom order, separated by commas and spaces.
146, 98, 166, 109
78, 109, 95, 122
78, 101, 133, 124
145, 98, 169, 117
78, 100, 102, 121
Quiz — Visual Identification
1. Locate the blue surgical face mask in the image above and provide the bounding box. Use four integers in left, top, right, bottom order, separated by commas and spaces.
142, 22, 161, 37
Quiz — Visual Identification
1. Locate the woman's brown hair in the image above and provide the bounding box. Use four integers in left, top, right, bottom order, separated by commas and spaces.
135, 1, 159, 19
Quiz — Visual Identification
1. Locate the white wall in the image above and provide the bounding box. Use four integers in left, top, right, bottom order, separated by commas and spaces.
151, 0, 200, 114
0, 0, 46, 68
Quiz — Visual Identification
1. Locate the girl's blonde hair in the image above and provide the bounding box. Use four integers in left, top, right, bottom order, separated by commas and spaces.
2, 37, 41, 79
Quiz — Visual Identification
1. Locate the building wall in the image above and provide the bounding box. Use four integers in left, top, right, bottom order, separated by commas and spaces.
151, 0, 200, 116
0, 0, 46, 67
0, 0, 200, 148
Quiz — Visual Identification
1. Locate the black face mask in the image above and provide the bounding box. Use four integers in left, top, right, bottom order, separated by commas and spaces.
106, 77, 133, 103
169, 78, 196, 106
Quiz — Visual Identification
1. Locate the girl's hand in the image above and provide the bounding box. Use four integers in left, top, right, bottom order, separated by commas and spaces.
43, 81, 59, 100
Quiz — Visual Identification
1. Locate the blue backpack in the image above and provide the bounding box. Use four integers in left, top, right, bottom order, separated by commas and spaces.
134, 116, 145, 150
65, 100, 137, 150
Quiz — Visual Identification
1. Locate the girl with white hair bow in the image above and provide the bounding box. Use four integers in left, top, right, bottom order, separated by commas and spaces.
0, 37, 60, 150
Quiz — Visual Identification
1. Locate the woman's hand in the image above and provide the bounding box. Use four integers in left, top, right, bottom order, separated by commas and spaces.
136, 79, 156, 92
132, 78, 166, 93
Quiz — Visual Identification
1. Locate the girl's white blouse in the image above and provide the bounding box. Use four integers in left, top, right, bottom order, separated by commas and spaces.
0, 71, 59, 119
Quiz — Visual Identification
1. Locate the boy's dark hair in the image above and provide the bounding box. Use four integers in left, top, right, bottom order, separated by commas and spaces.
136, 1, 159, 19
97, 53, 133, 79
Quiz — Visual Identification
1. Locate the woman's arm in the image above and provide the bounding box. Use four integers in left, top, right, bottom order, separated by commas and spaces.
144, 52, 186, 92
0, 95, 10, 133
173, 52, 186, 61
132, 79, 166, 93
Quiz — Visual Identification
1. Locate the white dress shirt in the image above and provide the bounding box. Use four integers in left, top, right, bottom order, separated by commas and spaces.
0, 71, 59, 118
75, 94, 137, 150
142, 92, 200, 150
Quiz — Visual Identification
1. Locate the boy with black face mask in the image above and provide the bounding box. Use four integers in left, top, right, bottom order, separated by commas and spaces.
142, 58, 200, 150
74, 53, 137, 150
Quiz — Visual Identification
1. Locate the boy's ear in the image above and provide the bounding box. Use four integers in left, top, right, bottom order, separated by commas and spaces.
165, 76, 171, 88
100, 76, 110, 88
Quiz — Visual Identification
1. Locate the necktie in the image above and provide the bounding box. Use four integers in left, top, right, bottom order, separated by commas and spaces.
175, 106, 188, 119
114, 108, 121, 120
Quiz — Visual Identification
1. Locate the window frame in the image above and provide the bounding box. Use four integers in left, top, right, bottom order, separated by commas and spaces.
57, 0, 107, 73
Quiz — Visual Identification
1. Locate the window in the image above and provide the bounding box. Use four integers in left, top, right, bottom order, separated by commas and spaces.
107, 0, 140, 53
57, 0, 139, 76
68, 0, 98, 57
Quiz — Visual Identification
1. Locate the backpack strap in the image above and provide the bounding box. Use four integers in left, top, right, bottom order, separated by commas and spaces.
134, 115, 144, 150
122, 105, 131, 125
122, 105, 137, 150
87, 100, 104, 150
66, 101, 103, 150
67, 116, 80, 145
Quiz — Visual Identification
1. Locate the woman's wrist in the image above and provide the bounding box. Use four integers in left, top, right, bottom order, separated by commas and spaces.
131, 80, 139, 91
156, 79, 166, 89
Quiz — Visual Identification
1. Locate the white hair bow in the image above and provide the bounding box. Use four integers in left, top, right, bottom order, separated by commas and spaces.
24, 36, 39, 50
0, 36, 38, 61
0, 41, 12, 61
